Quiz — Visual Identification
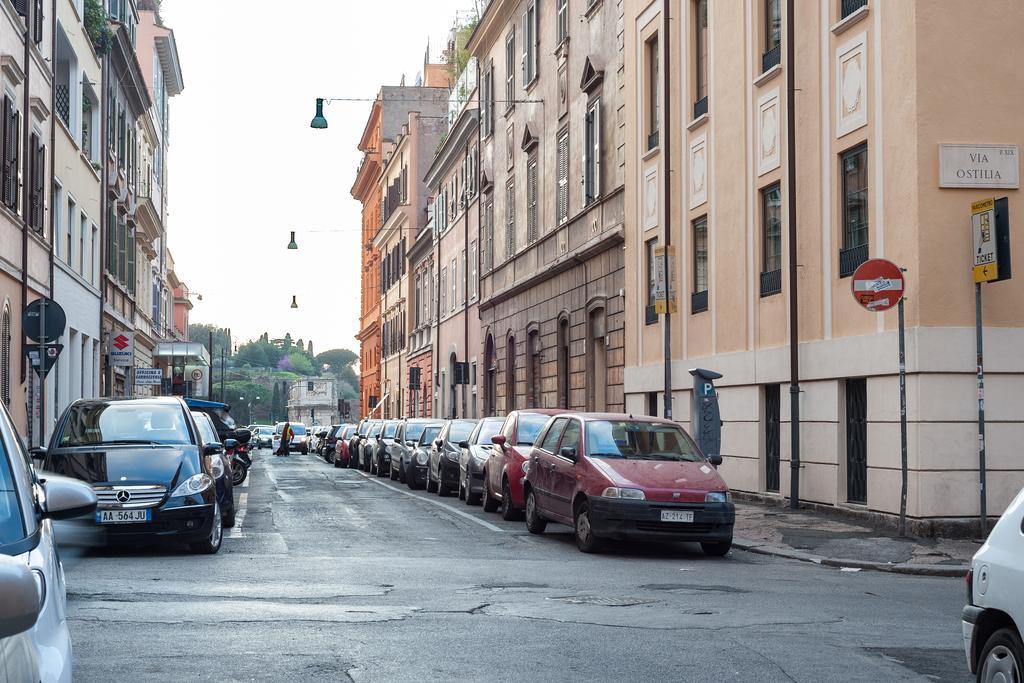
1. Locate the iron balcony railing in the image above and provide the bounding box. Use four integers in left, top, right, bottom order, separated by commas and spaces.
760, 269, 782, 297
647, 130, 659, 151
841, 0, 867, 19
691, 290, 708, 314
761, 44, 781, 73
693, 96, 708, 120
838, 243, 868, 278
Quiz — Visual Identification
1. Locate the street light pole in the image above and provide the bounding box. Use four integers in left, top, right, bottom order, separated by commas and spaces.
786, 0, 802, 509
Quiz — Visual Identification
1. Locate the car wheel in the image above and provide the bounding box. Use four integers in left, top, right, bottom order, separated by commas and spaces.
222, 502, 236, 529
325, 450, 335, 465
232, 463, 248, 487
525, 490, 547, 534
377, 457, 389, 478
437, 472, 450, 497
333, 455, 343, 468
301, 447, 308, 455
700, 540, 732, 557
398, 460, 407, 484
458, 473, 466, 501
190, 502, 222, 555
978, 628, 1024, 683
390, 461, 400, 481
574, 500, 602, 553
406, 466, 418, 490
500, 479, 521, 521
481, 477, 499, 512
425, 467, 437, 494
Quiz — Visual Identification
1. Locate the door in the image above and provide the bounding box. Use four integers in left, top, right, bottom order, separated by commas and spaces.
845, 378, 868, 504
765, 384, 781, 492
533, 418, 568, 511
549, 418, 582, 523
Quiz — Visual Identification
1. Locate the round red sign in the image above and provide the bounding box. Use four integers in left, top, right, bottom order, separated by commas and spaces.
850, 258, 905, 312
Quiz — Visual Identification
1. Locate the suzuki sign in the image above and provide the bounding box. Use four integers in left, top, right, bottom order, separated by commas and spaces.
108, 330, 134, 367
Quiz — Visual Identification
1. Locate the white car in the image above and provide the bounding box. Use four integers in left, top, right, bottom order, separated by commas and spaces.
963, 487, 1024, 682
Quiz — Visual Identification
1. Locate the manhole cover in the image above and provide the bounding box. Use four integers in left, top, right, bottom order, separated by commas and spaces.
548, 596, 656, 607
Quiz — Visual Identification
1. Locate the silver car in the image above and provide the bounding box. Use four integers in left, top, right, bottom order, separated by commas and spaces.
3, 400, 97, 683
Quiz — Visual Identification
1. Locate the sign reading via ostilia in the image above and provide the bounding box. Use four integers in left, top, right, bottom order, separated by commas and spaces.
851, 258, 905, 312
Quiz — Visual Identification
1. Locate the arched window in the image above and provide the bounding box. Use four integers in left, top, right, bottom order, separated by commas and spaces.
587, 307, 607, 412
484, 334, 496, 416
1, 306, 9, 406
505, 335, 516, 414
449, 351, 458, 419
557, 316, 570, 409
526, 329, 541, 408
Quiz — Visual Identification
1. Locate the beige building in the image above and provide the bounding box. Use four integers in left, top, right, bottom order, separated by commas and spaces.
468, 0, 626, 416
623, 0, 1024, 528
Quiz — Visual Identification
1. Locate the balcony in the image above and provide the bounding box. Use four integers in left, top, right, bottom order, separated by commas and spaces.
448, 57, 478, 126
841, 0, 867, 19
761, 44, 781, 73
760, 269, 782, 297
838, 243, 868, 278
380, 176, 405, 228
646, 130, 659, 152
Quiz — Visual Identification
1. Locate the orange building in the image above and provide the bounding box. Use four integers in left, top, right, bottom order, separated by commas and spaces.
352, 100, 383, 418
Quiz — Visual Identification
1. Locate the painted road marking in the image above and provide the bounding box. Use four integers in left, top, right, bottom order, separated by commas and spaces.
355, 470, 504, 533
228, 492, 248, 538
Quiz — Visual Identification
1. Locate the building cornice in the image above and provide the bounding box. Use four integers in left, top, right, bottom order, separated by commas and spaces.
425, 109, 479, 190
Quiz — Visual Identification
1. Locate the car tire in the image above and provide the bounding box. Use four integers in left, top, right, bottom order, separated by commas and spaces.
398, 461, 407, 484
377, 457, 389, 478
425, 468, 437, 494
481, 477, 499, 512
458, 474, 466, 501
500, 479, 521, 521
437, 473, 450, 497
574, 500, 602, 553
232, 464, 248, 487
978, 627, 1024, 683
222, 503, 236, 529
334, 455, 343, 468
701, 540, 732, 557
525, 490, 547, 534
190, 503, 223, 555
325, 450, 335, 465
390, 461, 400, 481
301, 447, 308, 455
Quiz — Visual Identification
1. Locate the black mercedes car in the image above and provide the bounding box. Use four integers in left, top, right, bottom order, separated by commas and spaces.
42, 397, 224, 554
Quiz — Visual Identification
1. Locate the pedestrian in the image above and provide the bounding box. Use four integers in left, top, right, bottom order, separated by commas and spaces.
277, 422, 293, 457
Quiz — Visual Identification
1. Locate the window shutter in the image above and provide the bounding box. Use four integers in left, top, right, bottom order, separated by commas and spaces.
1, 97, 10, 210
582, 110, 591, 204
592, 103, 602, 199
14, 0, 28, 16
527, 160, 538, 243
33, 0, 43, 44
521, 12, 529, 85
557, 133, 568, 224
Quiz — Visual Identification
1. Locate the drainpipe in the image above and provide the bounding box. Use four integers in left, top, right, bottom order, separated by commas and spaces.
20, 4, 32, 393
99, 39, 110, 396
786, 0, 802, 509
661, 2, 673, 421
48, 0, 56, 438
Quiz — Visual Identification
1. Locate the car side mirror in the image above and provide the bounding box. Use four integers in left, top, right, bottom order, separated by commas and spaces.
559, 447, 578, 462
42, 475, 97, 520
434, 439, 444, 449
708, 453, 723, 468
224, 439, 239, 450
0, 556, 42, 638
29, 446, 46, 467
458, 440, 470, 449
491, 434, 507, 448
203, 444, 222, 457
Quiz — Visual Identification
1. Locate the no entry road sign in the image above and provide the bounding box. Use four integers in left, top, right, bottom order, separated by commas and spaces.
851, 258, 904, 312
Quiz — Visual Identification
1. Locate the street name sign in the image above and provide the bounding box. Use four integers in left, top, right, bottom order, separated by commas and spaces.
134, 368, 164, 386
940, 144, 1019, 189
851, 259, 904, 312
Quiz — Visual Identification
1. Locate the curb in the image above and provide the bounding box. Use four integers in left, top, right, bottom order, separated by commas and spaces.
733, 537, 969, 577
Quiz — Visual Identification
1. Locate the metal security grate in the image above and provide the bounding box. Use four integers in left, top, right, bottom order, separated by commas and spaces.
762, 44, 781, 73
760, 269, 782, 297
841, 0, 867, 19
55, 85, 71, 127
845, 378, 868, 504
693, 96, 708, 120
765, 384, 781, 492
838, 243, 868, 278
691, 290, 708, 314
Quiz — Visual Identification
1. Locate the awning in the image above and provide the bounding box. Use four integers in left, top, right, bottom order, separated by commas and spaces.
154, 341, 210, 365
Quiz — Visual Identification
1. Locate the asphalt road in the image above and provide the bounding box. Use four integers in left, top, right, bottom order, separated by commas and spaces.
65, 451, 971, 682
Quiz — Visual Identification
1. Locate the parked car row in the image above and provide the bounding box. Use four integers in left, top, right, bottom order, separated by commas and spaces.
334, 410, 736, 555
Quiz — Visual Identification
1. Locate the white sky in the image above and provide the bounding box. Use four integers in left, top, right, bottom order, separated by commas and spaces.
161, 0, 472, 355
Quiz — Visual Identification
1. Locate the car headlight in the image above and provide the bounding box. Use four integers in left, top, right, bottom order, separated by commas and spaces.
416, 450, 428, 465
171, 473, 214, 497
445, 450, 460, 462
601, 487, 645, 500
209, 455, 225, 480
705, 491, 731, 503
521, 461, 530, 474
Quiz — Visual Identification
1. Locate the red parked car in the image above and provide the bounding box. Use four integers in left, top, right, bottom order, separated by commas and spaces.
482, 409, 567, 520
522, 414, 734, 555
333, 425, 355, 468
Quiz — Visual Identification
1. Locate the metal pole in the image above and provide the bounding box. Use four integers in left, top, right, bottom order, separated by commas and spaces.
661, 0, 673, 421
975, 282, 987, 536
897, 297, 908, 537
786, 0, 801, 509
39, 299, 46, 448
219, 347, 225, 403
208, 330, 213, 397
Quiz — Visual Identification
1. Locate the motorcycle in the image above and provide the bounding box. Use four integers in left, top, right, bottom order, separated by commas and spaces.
229, 429, 253, 486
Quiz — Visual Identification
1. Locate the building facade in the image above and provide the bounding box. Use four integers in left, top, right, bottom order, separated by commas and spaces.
468, 0, 627, 417
623, 0, 1024, 526
405, 215, 434, 419
287, 376, 338, 427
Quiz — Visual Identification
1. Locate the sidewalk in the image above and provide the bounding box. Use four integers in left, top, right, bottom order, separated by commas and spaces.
732, 501, 979, 577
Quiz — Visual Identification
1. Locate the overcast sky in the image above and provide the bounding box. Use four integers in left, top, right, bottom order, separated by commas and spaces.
160, 0, 473, 356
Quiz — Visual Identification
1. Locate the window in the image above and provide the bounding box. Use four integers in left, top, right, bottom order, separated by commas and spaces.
646, 238, 658, 325
92, 225, 99, 285
556, 130, 569, 225
52, 184, 63, 259
559, 419, 581, 454
28, 134, 45, 231
469, 241, 478, 300
1, 97, 17, 212
126, 226, 136, 295
65, 197, 76, 267
440, 266, 447, 314
557, 0, 569, 44
526, 156, 538, 243
840, 143, 868, 277
583, 99, 601, 204
505, 29, 516, 113
451, 257, 457, 311
481, 64, 494, 137
527, 329, 541, 408
763, 0, 782, 71
80, 215, 87, 275
505, 336, 516, 413
694, 0, 709, 118
540, 417, 568, 452
646, 34, 660, 150
483, 199, 494, 271
587, 308, 607, 412
505, 179, 516, 259
557, 318, 570, 409
761, 184, 782, 296
693, 216, 709, 313
522, 2, 539, 87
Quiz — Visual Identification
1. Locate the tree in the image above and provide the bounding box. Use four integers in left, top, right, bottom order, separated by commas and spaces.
271, 383, 282, 423
279, 352, 313, 376
316, 349, 359, 398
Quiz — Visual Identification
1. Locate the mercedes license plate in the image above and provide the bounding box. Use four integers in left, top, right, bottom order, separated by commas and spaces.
660, 510, 694, 523
97, 509, 151, 524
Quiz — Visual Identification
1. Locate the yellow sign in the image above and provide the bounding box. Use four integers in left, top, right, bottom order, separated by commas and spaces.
654, 245, 677, 315
972, 198, 998, 283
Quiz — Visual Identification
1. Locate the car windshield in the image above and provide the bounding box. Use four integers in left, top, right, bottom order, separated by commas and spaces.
383, 423, 398, 438
291, 425, 307, 436
57, 402, 192, 446
585, 421, 703, 462
0, 444, 25, 548
448, 421, 477, 443
419, 425, 442, 445
476, 419, 504, 444
516, 414, 552, 446
358, 422, 370, 436
258, 427, 273, 435
369, 423, 382, 437
405, 422, 428, 442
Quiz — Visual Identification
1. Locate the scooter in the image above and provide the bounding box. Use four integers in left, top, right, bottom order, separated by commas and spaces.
231, 446, 250, 486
